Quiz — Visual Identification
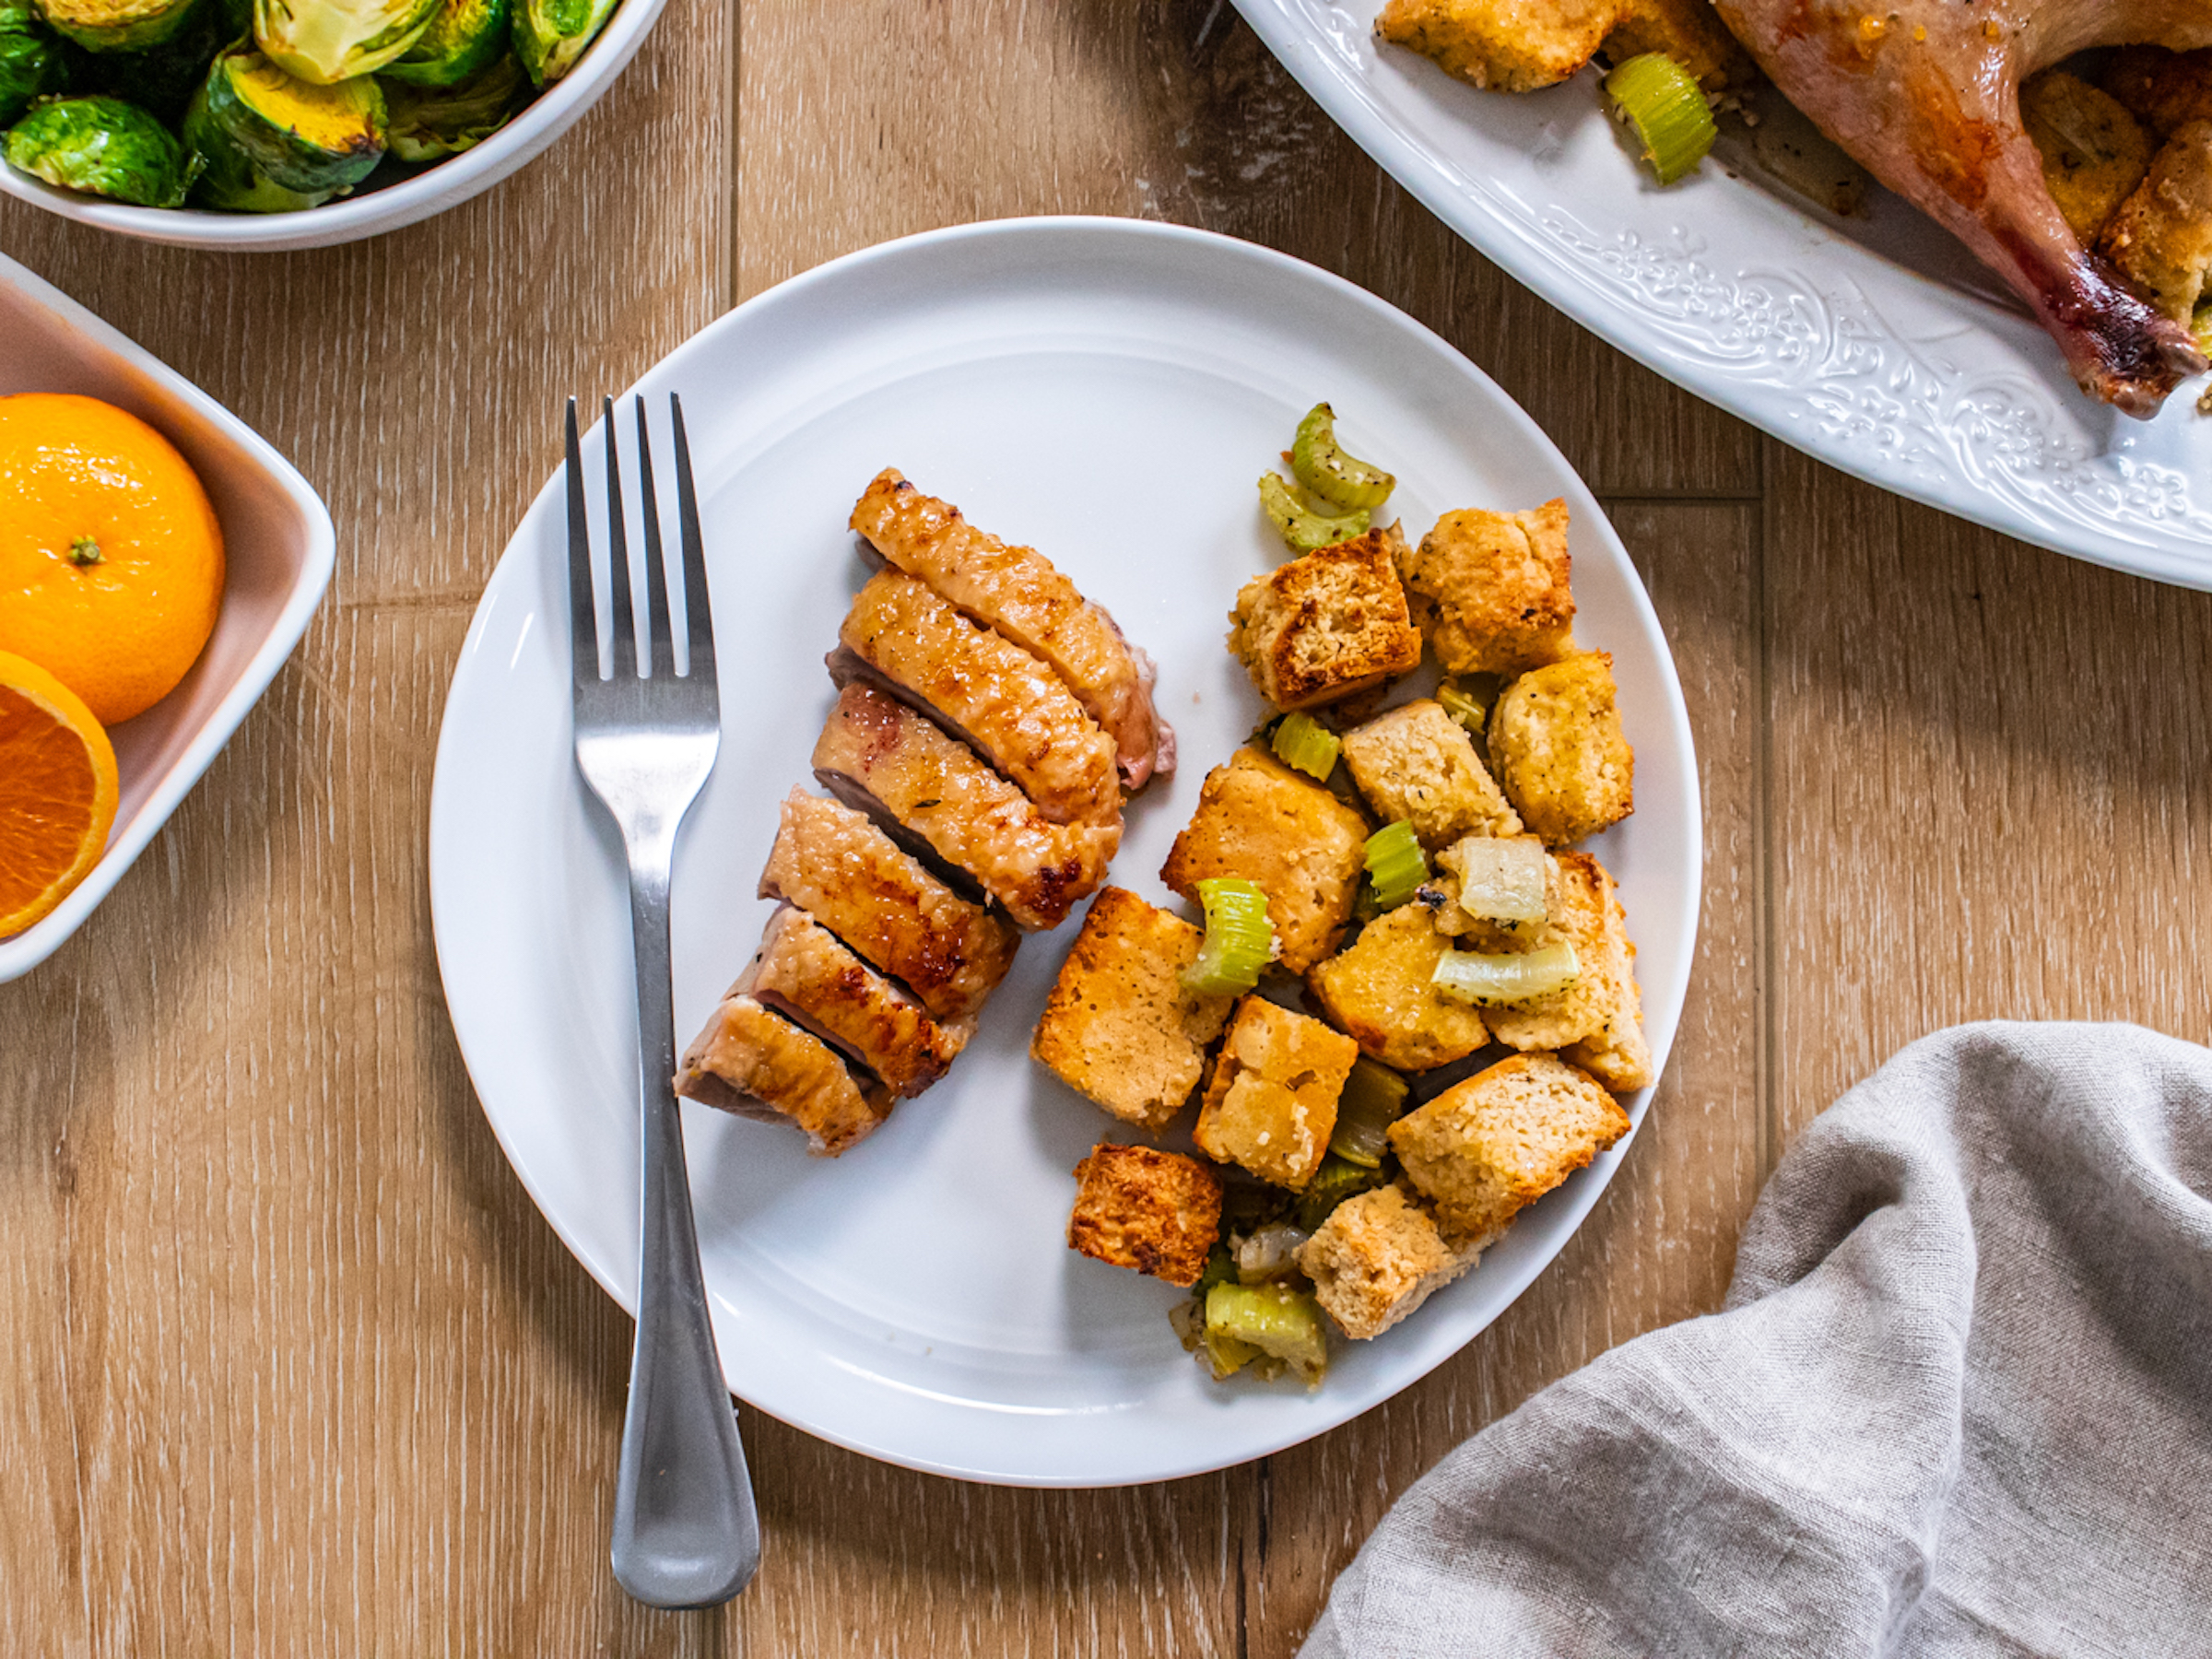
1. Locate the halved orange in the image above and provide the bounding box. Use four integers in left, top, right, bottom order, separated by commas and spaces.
0, 648, 119, 938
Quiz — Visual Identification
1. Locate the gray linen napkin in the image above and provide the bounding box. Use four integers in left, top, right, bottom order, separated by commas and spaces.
1301, 1022, 2212, 1657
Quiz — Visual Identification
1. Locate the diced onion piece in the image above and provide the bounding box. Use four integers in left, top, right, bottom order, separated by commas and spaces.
1431, 941, 1581, 1006
1439, 836, 1550, 925
1182, 877, 1275, 995
1364, 819, 1429, 911
1289, 402, 1395, 512
1436, 682, 1488, 736
1271, 711, 1342, 781
1236, 1222, 1312, 1284
1258, 471, 1370, 553
1205, 1281, 1329, 1384
1329, 1056, 1408, 1168
1606, 53, 1717, 186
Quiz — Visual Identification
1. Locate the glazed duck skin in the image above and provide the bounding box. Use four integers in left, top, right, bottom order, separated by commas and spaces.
675, 993, 892, 1157
1714, 0, 2210, 413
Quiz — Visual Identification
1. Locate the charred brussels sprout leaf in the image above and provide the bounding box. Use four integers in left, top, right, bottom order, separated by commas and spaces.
35, 0, 199, 52
380, 46, 512, 158
379, 0, 500, 86
181, 76, 326, 206
205, 40, 382, 190
510, 0, 607, 86
253, 0, 437, 82
3, 91, 196, 203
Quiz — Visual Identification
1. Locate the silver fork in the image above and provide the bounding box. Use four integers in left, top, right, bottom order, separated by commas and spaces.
566, 394, 759, 1607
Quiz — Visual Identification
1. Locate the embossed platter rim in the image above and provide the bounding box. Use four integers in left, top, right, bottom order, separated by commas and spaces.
1233, 0, 2212, 589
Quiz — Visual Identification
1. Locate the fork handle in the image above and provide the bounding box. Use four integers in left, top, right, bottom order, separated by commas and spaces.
609, 840, 760, 1608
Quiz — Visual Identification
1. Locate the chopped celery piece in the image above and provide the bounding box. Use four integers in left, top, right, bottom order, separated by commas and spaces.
1432, 941, 1582, 1006
1202, 1324, 1263, 1381
1181, 877, 1274, 995
1295, 1154, 1386, 1231
1439, 836, 1550, 925
1191, 1242, 1239, 1300
1289, 402, 1394, 512
1259, 471, 1369, 553
1271, 711, 1341, 781
1436, 682, 1488, 736
1329, 1056, 1408, 1168
1206, 1282, 1329, 1384
1606, 52, 1717, 185
1364, 819, 1429, 911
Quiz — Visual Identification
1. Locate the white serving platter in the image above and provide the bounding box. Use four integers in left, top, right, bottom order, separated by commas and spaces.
428, 217, 1700, 1487
1233, 0, 2212, 588
0, 251, 335, 982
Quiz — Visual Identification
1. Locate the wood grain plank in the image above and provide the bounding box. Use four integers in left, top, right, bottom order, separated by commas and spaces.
1240, 500, 1766, 1657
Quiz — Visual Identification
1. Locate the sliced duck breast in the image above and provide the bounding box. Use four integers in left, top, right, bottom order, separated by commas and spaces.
675, 993, 891, 1157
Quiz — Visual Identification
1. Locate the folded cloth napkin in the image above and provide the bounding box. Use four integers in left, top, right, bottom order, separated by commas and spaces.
1301, 1022, 2212, 1657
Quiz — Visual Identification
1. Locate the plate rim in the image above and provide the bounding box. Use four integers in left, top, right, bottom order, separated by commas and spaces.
429, 213, 1704, 1485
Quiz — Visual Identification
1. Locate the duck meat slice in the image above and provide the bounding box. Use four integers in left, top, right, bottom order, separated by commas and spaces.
759, 789, 1019, 1022
675, 993, 891, 1157
850, 469, 1176, 790
831, 568, 1121, 828
811, 683, 1119, 932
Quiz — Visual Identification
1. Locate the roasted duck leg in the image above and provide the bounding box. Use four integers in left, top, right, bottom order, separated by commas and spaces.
1714, 0, 2212, 414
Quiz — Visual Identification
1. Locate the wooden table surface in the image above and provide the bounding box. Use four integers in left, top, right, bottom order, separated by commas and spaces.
3, 1, 2208, 1652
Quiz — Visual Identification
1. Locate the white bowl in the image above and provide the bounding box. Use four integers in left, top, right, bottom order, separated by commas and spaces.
0, 251, 334, 980
0, 0, 666, 251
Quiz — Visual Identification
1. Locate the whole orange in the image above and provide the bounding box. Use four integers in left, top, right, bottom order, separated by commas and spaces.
0, 393, 225, 725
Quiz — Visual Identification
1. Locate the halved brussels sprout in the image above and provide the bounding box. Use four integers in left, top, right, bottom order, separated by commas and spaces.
253, 0, 435, 83
72, 0, 224, 120
3, 91, 196, 203
181, 76, 326, 206
0, 27, 65, 124
204, 41, 382, 190
510, 0, 608, 87
379, 0, 500, 86
381, 47, 512, 159
36, 0, 199, 52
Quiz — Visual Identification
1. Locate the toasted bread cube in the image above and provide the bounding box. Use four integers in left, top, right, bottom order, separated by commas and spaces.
2100, 46, 2212, 142
1598, 0, 1755, 95
1297, 1182, 1489, 1339
1031, 888, 1238, 1130
1305, 904, 1490, 1072
1228, 525, 1423, 711
1341, 698, 1521, 851
1194, 995, 1359, 1190
1161, 747, 1371, 974
2100, 121, 2212, 324
1377, 0, 1618, 92
2022, 71, 2154, 244
1559, 859, 1653, 1093
1395, 500, 1575, 679
1488, 651, 1633, 846
1389, 1053, 1630, 1237
1067, 1143, 1223, 1288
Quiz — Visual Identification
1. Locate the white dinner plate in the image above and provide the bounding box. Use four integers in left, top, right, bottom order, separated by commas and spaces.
429, 217, 1700, 1487
1233, 0, 2212, 589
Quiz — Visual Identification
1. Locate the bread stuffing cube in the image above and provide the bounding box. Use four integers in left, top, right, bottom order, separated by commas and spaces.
1340, 697, 1521, 851
1597, 0, 1756, 94
1031, 888, 1238, 1130
1305, 904, 1490, 1072
2022, 70, 2154, 243
1395, 500, 1575, 678
1488, 651, 1633, 846
1389, 1053, 1630, 1238
1161, 747, 1371, 974
2100, 120, 2212, 324
2100, 45, 2212, 141
1194, 995, 1359, 1190
1227, 525, 1423, 711
1067, 1142, 1224, 1288
1377, 0, 1619, 92
1297, 1182, 1488, 1339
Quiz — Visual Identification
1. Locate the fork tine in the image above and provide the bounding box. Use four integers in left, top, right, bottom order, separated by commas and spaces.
631, 396, 676, 678
601, 395, 637, 679
669, 394, 716, 686
564, 398, 599, 688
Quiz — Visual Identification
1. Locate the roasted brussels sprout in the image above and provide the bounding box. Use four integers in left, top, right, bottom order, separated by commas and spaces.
381, 47, 512, 158
510, 0, 607, 87
0, 7, 65, 124
380, 0, 500, 86
203, 41, 382, 190
2, 91, 196, 203
35, 0, 199, 53
70, 0, 224, 120
253, 0, 437, 83
180, 76, 326, 206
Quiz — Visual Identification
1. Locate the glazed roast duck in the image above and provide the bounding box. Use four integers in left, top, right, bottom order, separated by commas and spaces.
1714, 0, 2211, 414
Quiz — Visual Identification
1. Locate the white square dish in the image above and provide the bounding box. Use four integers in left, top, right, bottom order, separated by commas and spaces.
0, 252, 335, 982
